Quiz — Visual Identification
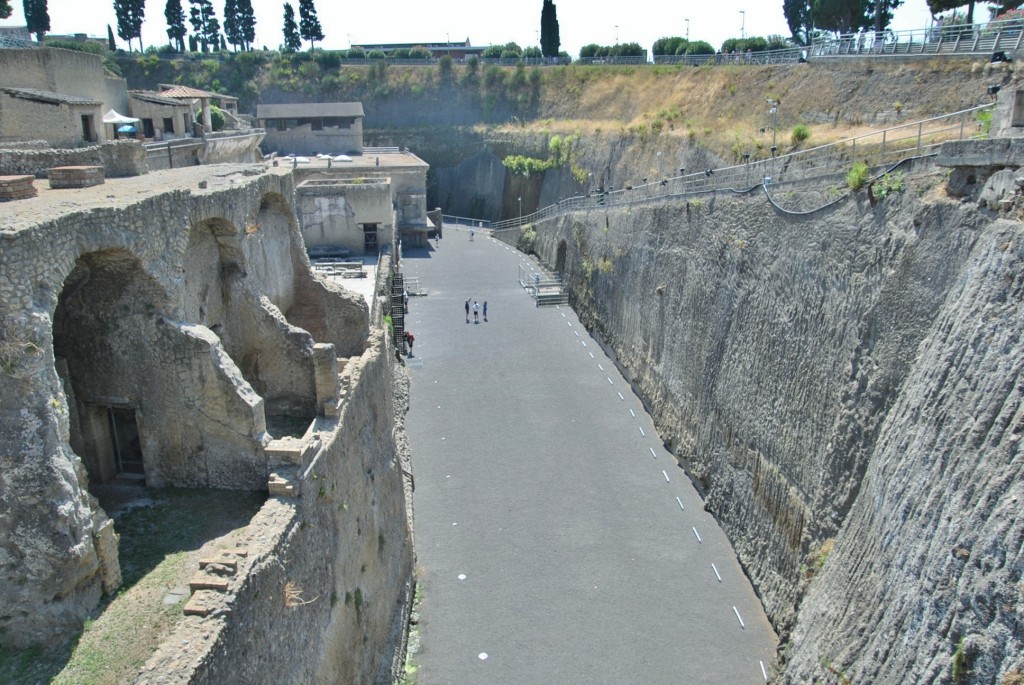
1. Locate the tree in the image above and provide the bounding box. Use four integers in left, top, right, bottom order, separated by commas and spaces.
812, 0, 871, 33
107, 23, 117, 50
540, 0, 560, 58
113, 0, 145, 51
784, 0, 813, 44
188, 0, 220, 51
164, 0, 187, 52
282, 2, 301, 52
298, 0, 323, 50
237, 0, 256, 50
23, 0, 50, 41
1, 0, 13, 19
223, 0, 241, 50
871, 0, 903, 33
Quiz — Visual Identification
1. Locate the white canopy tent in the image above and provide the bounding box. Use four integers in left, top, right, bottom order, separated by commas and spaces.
102, 109, 139, 125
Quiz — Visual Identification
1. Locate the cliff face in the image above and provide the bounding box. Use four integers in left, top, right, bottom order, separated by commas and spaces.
521, 171, 1023, 681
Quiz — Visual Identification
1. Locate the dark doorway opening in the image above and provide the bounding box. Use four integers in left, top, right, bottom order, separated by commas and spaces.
108, 407, 144, 477
555, 239, 568, 275
81, 114, 96, 142
363, 223, 379, 252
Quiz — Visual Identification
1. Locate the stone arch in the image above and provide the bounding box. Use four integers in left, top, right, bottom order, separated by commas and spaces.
555, 239, 568, 276
53, 248, 171, 484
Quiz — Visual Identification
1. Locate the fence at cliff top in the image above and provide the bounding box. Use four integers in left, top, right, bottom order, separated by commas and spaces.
488, 104, 994, 231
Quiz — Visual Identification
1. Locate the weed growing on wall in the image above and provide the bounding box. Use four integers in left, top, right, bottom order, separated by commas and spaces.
847, 162, 870, 191
872, 171, 905, 200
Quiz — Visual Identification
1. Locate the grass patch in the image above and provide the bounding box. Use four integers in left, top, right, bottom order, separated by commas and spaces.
847, 161, 870, 191
0, 487, 265, 685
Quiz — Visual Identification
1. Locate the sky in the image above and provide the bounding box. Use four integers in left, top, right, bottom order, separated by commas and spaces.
2, 0, 940, 56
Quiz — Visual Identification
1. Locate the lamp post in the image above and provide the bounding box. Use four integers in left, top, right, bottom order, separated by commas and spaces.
685, 18, 690, 43
518, 196, 522, 221
657, 150, 663, 178
740, 11, 746, 40
767, 98, 779, 182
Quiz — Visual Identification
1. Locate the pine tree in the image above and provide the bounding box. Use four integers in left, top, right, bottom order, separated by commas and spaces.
165, 0, 187, 52
811, 0, 871, 33
223, 0, 241, 50
784, 0, 813, 44
238, 0, 255, 50
540, 0, 560, 58
298, 0, 323, 50
22, 0, 50, 41
113, 0, 145, 52
107, 23, 117, 50
188, 0, 220, 52
1, 0, 13, 19
282, 2, 301, 52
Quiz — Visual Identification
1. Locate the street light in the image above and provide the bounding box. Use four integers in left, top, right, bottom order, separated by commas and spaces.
767, 98, 780, 183
740, 11, 746, 40
685, 18, 690, 43
518, 196, 522, 221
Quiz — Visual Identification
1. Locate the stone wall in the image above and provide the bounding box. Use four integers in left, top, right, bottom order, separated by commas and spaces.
0, 165, 400, 656
0, 139, 148, 177
0, 91, 103, 147
297, 179, 394, 254
136, 331, 413, 685
509, 169, 1023, 681
0, 47, 127, 110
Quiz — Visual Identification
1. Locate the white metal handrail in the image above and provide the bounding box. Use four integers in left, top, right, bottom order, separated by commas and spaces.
490, 104, 993, 231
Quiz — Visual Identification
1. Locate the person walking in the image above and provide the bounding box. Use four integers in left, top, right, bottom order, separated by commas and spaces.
465, 299, 470, 323
473, 300, 479, 323
404, 330, 415, 357
483, 301, 488, 321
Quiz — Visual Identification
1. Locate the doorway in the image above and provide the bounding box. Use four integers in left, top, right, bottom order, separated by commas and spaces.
363, 223, 379, 252
107, 407, 144, 476
81, 114, 96, 142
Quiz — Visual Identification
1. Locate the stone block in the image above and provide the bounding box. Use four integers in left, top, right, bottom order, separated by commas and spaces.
189, 572, 230, 592
0, 175, 36, 201
183, 590, 221, 616
47, 165, 105, 189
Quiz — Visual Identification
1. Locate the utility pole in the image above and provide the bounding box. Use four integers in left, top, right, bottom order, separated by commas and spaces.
767, 99, 779, 183
685, 18, 690, 43
740, 11, 745, 40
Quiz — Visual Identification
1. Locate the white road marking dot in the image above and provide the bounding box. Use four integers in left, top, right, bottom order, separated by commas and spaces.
598, 364, 605, 371
458, 574, 467, 580
629, 408, 635, 417
453, 522, 458, 526
639, 426, 646, 437
581, 341, 587, 347
618, 392, 625, 401
712, 563, 722, 582
650, 447, 657, 458
589, 352, 595, 359
574, 331, 579, 337
692, 527, 702, 543
478, 653, 489, 660
561, 312, 566, 318
676, 496, 684, 511
607, 377, 613, 385
662, 470, 669, 482
733, 606, 746, 629
567, 321, 572, 327
760, 660, 769, 682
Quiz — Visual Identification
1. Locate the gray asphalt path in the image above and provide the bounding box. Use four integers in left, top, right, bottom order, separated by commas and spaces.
401, 227, 777, 685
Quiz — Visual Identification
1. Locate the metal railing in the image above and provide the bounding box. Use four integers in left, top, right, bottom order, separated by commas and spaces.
488, 104, 992, 231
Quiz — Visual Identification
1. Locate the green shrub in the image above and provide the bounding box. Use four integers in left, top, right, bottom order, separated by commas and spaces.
847, 161, 870, 190
872, 171, 905, 200
791, 124, 810, 145
346, 47, 366, 59
316, 50, 343, 70
408, 46, 432, 59
367, 49, 386, 59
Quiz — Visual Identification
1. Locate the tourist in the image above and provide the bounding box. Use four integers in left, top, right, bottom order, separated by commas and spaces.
483, 301, 488, 321
465, 299, 470, 323
473, 301, 479, 323
404, 330, 415, 357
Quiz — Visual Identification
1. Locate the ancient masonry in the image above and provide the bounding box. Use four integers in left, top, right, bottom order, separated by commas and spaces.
0, 164, 413, 682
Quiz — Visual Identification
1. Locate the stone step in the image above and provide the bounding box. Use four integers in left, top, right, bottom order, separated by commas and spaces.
182, 589, 221, 617
189, 571, 230, 593
268, 470, 299, 497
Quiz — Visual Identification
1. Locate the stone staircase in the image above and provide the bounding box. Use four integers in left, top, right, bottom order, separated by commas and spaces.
182, 548, 249, 617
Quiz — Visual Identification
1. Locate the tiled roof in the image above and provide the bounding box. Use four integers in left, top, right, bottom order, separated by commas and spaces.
129, 90, 190, 107
1, 87, 102, 106
159, 85, 236, 101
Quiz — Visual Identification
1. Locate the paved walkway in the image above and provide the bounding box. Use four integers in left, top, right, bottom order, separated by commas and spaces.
401, 227, 777, 685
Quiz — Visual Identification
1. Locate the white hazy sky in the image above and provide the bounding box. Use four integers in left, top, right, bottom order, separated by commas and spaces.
2, 0, 939, 56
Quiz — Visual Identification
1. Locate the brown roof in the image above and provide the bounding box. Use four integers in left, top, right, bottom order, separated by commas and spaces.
129, 91, 191, 107
158, 85, 238, 101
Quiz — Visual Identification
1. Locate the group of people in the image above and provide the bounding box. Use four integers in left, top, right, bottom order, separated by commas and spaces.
465, 299, 487, 323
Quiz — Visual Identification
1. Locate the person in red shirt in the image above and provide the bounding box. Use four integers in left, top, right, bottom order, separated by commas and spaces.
404, 330, 415, 357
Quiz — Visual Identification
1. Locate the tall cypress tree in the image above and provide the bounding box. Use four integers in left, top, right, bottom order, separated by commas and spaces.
188, 0, 220, 51
23, 0, 50, 41
223, 0, 241, 50
784, 0, 813, 44
237, 0, 255, 50
282, 2, 301, 52
165, 0, 187, 51
113, 0, 145, 52
540, 0, 560, 57
107, 23, 117, 50
298, 0, 323, 50
1, 0, 13, 19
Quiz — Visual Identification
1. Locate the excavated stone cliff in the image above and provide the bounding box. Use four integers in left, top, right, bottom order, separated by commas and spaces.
518, 167, 1023, 682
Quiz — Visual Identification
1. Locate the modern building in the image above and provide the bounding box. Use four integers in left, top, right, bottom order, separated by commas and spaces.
350, 38, 489, 60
